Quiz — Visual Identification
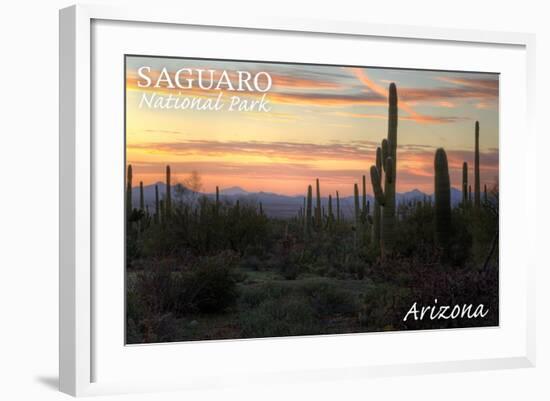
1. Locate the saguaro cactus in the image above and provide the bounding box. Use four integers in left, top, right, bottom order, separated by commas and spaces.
306, 185, 313, 235
434, 148, 452, 248
462, 162, 468, 206
154, 184, 159, 224
362, 175, 367, 214
372, 147, 382, 245
126, 165, 133, 221
354, 183, 360, 226
474, 121, 481, 207
139, 181, 144, 211
370, 83, 398, 254
336, 191, 340, 222
165, 165, 172, 216
328, 194, 334, 225
315, 178, 322, 229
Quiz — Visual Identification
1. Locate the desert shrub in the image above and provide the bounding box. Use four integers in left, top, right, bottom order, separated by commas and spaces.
129, 252, 240, 319
299, 279, 360, 317
126, 317, 142, 344
241, 255, 261, 270
279, 263, 299, 280
362, 282, 410, 331
239, 283, 292, 309
393, 202, 435, 257
467, 206, 498, 265
244, 243, 268, 259
132, 260, 178, 314
185, 252, 240, 313
238, 279, 359, 338
446, 210, 474, 266
239, 295, 319, 338
265, 254, 300, 280
139, 198, 270, 258
139, 313, 178, 343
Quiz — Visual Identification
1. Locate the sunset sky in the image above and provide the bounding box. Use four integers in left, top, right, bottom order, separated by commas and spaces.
126, 56, 499, 196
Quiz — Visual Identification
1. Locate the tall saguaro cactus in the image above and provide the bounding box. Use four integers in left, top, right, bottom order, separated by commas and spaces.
305, 185, 313, 235
126, 165, 133, 221
154, 184, 159, 224
336, 191, 340, 223
434, 148, 452, 248
370, 83, 398, 254
474, 121, 481, 208
215, 186, 220, 215
354, 183, 360, 226
328, 194, 334, 226
165, 165, 172, 216
139, 181, 144, 211
372, 147, 382, 245
315, 178, 322, 229
362, 175, 367, 214
462, 162, 468, 206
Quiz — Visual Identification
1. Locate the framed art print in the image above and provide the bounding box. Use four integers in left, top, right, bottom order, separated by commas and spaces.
124, 55, 499, 344
60, 4, 536, 396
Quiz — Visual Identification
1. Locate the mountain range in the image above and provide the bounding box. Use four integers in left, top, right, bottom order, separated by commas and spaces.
132, 183, 463, 219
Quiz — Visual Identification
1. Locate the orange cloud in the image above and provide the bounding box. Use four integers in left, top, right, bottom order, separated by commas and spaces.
349, 68, 445, 124
437, 76, 499, 91
127, 139, 498, 194
332, 111, 467, 124
268, 91, 384, 107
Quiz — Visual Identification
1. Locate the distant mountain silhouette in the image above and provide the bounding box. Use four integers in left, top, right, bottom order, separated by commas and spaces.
220, 186, 248, 196
132, 183, 464, 219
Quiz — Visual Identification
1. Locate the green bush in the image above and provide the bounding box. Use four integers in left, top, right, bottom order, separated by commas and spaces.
239, 283, 292, 309
240, 295, 319, 338
186, 253, 240, 313
129, 252, 240, 318
299, 280, 360, 317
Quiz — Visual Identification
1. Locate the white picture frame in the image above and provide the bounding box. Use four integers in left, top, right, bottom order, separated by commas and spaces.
59, 4, 536, 396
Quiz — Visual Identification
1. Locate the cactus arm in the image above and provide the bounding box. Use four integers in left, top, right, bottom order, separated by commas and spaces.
369, 83, 399, 256
370, 166, 386, 206
381, 139, 389, 172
